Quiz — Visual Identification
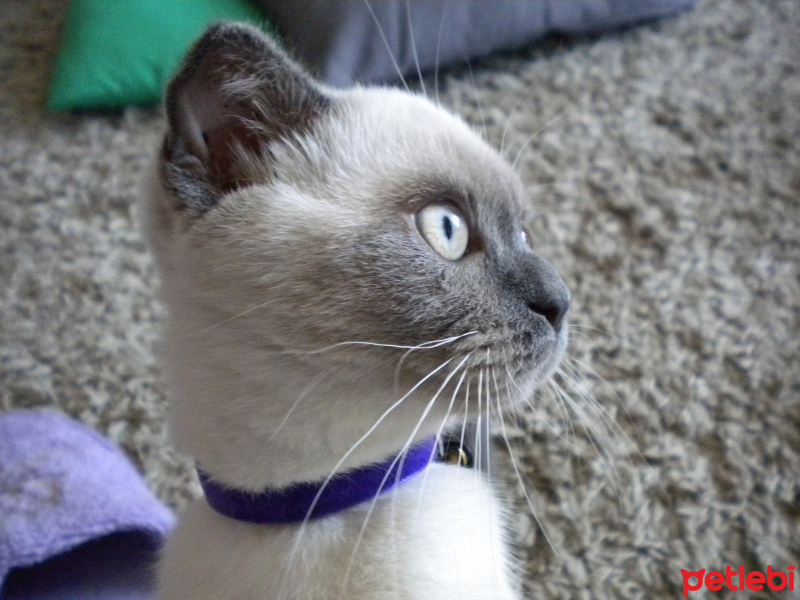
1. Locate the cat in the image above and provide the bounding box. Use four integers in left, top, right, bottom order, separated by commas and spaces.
142, 22, 570, 600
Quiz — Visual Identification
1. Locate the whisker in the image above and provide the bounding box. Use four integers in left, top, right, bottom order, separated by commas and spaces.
412, 366, 470, 520
492, 375, 559, 557
563, 356, 635, 423
475, 369, 484, 483
485, 363, 503, 595
393, 331, 478, 392
543, 378, 587, 489
360, 0, 410, 92
499, 97, 525, 159
404, 364, 470, 594
461, 379, 471, 443
174, 297, 280, 340
548, 374, 623, 496
545, 377, 581, 451
559, 360, 644, 462
405, 0, 426, 96
283, 330, 477, 357
484, 352, 492, 478
466, 61, 487, 140
510, 112, 567, 172
567, 322, 638, 354
268, 368, 331, 441
284, 356, 455, 582
342, 354, 472, 592
501, 357, 574, 447
175, 297, 476, 354
432, 0, 451, 107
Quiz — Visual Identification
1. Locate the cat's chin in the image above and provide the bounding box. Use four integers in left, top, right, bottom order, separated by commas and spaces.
503, 321, 569, 412
539, 319, 570, 382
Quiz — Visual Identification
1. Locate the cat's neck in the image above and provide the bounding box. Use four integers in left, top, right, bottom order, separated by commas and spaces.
162, 311, 455, 492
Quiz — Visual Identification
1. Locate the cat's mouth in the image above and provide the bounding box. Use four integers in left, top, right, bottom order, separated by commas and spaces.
407, 319, 569, 415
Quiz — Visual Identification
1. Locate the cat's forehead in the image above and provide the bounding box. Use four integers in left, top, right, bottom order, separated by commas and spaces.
322, 88, 528, 219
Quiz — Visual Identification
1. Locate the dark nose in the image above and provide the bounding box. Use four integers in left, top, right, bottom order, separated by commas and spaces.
502, 253, 570, 333
528, 293, 569, 332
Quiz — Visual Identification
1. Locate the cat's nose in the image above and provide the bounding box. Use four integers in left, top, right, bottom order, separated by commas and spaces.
503, 253, 570, 333
527, 292, 569, 332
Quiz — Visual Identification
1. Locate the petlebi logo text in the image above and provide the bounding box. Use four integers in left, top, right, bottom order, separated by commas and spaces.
681, 564, 795, 596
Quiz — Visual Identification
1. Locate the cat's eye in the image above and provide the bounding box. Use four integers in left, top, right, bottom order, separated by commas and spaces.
520, 227, 533, 250
416, 203, 469, 261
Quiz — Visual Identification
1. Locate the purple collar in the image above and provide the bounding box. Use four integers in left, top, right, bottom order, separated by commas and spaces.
198, 438, 437, 524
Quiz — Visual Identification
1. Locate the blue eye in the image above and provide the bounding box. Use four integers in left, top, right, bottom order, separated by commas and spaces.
416, 204, 469, 260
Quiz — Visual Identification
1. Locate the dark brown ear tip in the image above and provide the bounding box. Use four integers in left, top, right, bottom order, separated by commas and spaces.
201, 20, 272, 49
199, 20, 293, 58
174, 21, 268, 75
168, 20, 303, 91
165, 22, 265, 120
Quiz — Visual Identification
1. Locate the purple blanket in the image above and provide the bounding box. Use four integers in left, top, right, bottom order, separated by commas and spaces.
0, 411, 175, 599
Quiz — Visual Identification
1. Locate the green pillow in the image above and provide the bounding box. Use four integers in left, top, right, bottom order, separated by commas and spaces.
47, 0, 269, 112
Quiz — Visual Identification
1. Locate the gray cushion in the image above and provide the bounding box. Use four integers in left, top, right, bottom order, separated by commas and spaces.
256, 0, 699, 86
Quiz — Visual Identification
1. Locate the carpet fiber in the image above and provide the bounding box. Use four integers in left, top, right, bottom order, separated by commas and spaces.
1, 1, 798, 598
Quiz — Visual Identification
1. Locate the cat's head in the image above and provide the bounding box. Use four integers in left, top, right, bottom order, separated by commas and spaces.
143, 23, 569, 489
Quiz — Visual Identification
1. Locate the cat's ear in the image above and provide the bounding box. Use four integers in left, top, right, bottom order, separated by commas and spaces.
162, 22, 329, 208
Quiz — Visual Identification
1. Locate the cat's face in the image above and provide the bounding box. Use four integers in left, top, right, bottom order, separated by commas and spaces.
144, 23, 569, 487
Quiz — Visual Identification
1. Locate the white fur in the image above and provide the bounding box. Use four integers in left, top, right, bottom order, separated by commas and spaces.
158, 466, 516, 600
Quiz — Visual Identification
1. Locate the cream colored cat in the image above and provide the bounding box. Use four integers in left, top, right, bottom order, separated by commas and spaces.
143, 22, 569, 600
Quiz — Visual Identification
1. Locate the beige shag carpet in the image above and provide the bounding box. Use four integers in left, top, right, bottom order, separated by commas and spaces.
1, 1, 798, 598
